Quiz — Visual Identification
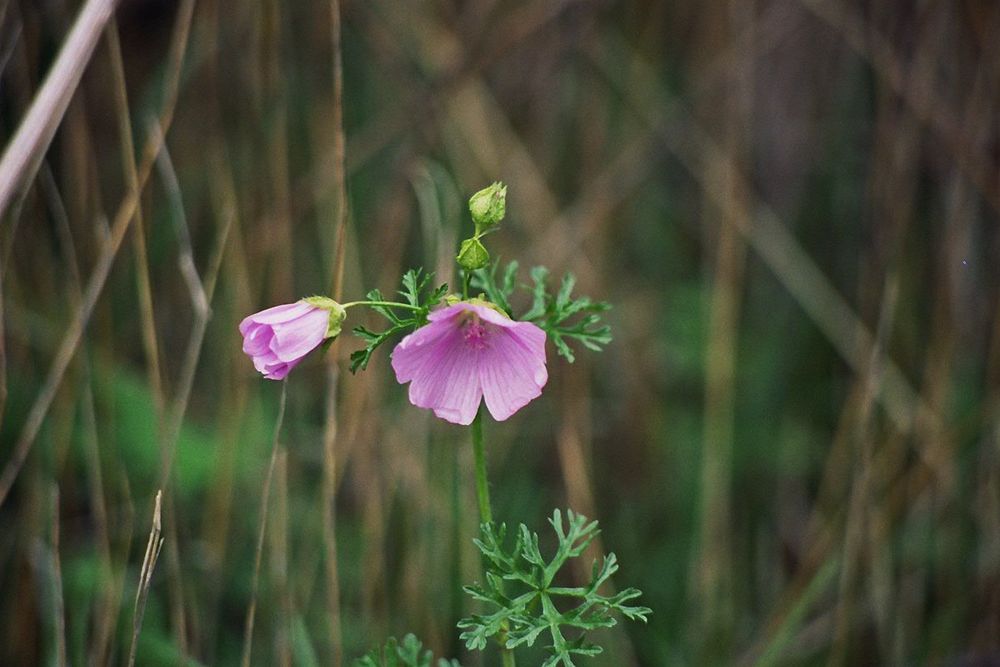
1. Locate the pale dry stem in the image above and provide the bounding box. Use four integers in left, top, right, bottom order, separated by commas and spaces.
0, 0, 119, 218
128, 490, 164, 667
0, 0, 197, 511
50, 484, 67, 667
241, 380, 288, 667
320, 0, 348, 663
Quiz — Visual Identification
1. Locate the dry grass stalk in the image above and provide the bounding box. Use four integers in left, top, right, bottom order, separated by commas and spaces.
691, 0, 752, 648
0, 0, 197, 511
128, 489, 164, 667
150, 115, 235, 660
38, 160, 118, 665
0, 0, 119, 219
50, 484, 67, 667
320, 0, 349, 662
105, 18, 166, 426
241, 380, 288, 667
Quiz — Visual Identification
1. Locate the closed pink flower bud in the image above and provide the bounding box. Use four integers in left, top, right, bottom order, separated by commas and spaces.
391, 300, 548, 425
239, 298, 345, 380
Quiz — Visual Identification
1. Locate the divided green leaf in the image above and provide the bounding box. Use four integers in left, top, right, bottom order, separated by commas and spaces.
349, 268, 448, 373
471, 259, 519, 316
355, 634, 460, 667
526, 270, 612, 363
458, 510, 650, 666
472, 262, 611, 362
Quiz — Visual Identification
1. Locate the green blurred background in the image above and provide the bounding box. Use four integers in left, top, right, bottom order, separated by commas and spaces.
1, 0, 999, 664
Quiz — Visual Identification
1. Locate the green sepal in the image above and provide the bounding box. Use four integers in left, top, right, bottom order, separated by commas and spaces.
301, 296, 347, 339
457, 237, 490, 271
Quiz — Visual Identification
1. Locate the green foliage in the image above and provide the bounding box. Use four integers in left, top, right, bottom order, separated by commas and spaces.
471, 259, 520, 316
354, 634, 460, 667
458, 510, 650, 666
473, 262, 612, 362
349, 269, 448, 373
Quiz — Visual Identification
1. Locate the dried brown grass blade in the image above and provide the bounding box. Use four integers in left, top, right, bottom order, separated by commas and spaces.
241, 380, 288, 667
0, 0, 119, 219
128, 490, 164, 667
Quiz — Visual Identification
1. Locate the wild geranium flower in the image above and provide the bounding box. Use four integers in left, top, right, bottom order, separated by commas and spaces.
391, 300, 547, 425
240, 297, 345, 380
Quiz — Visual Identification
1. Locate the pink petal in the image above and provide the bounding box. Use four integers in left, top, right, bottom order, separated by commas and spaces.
263, 360, 295, 380
461, 302, 518, 329
426, 302, 475, 323
479, 322, 548, 421
392, 318, 460, 383
420, 342, 483, 425
242, 323, 274, 355
393, 301, 548, 424
394, 323, 482, 425
252, 347, 279, 373
270, 308, 328, 362
239, 301, 314, 333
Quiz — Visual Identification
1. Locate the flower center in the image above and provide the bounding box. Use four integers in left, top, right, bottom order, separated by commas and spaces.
462, 319, 491, 350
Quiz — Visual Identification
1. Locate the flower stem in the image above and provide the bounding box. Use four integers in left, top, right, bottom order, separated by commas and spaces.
471, 408, 492, 525
241, 379, 287, 667
470, 408, 516, 666
341, 299, 422, 311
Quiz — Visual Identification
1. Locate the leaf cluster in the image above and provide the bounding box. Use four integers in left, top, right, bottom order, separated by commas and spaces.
472, 262, 611, 362
354, 634, 460, 667
350, 269, 448, 373
458, 510, 650, 666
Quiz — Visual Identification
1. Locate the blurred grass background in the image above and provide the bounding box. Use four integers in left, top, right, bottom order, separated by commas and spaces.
1, 0, 999, 664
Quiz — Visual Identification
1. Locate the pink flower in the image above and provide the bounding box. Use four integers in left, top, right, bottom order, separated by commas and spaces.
391, 301, 548, 425
239, 298, 345, 380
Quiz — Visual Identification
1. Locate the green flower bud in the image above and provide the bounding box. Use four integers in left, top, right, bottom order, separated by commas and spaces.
457, 237, 490, 271
302, 296, 347, 338
468, 182, 507, 231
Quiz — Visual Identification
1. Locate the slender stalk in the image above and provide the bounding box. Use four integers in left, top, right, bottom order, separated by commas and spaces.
321, 1, 348, 661
469, 408, 515, 666
341, 300, 422, 311
50, 485, 67, 667
128, 491, 164, 667
0, 0, 195, 512
0, 0, 119, 219
470, 408, 492, 525
241, 380, 288, 667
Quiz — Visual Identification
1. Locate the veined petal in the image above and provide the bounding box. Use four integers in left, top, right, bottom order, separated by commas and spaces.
391, 318, 461, 383
252, 348, 281, 374
270, 308, 329, 362
402, 327, 482, 426
263, 360, 295, 380
392, 300, 548, 424
242, 324, 274, 355
426, 302, 474, 323
479, 322, 547, 421
241, 301, 315, 330
464, 302, 515, 328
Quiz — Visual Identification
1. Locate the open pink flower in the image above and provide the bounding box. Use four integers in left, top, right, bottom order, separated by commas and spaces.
391, 301, 547, 425
239, 298, 344, 380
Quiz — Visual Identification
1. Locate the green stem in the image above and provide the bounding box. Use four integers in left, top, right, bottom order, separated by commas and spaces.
341, 299, 422, 311
471, 408, 492, 525
469, 408, 516, 666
